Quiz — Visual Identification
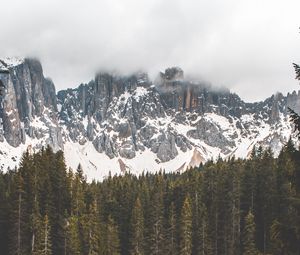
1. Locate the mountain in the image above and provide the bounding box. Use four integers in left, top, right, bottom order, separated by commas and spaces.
0, 58, 299, 180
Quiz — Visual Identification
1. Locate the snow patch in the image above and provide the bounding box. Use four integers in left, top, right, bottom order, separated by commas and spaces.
0, 57, 24, 68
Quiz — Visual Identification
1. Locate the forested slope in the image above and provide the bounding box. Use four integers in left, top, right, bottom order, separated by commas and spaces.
0, 142, 300, 254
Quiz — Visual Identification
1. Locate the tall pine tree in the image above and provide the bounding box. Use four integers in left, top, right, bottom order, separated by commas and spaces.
130, 197, 144, 255
180, 195, 193, 255
242, 211, 258, 255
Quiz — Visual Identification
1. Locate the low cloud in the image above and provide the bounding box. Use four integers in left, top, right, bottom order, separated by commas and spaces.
0, 0, 300, 101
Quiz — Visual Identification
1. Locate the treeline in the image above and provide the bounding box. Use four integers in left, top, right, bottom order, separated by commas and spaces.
0, 142, 300, 255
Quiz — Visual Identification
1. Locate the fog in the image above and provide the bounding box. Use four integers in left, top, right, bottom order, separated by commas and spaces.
1, 0, 300, 102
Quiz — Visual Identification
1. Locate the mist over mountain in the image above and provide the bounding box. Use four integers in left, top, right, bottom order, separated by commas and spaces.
0, 58, 299, 180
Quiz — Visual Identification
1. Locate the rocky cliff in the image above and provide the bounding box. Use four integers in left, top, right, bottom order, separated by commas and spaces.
0, 60, 299, 180
0, 58, 62, 150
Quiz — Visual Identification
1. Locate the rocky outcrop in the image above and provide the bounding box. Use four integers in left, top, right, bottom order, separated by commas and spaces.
188, 118, 235, 153
56, 66, 300, 162
0, 58, 62, 150
1, 62, 300, 175
287, 90, 300, 114
156, 68, 247, 116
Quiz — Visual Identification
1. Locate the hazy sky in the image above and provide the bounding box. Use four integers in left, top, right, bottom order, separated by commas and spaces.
1, 0, 300, 102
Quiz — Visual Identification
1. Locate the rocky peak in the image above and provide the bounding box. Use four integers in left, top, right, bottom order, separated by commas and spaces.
156, 68, 246, 116
0, 60, 299, 179
0, 58, 62, 149
160, 67, 184, 82
269, 93, 283, 123
287, 90, 300, 114
0, 57, 24, 70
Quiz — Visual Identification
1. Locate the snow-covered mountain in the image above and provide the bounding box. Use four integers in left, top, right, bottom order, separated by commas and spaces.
0, 58, 299, 180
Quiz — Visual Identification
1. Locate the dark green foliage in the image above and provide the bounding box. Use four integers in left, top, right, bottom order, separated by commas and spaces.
148, 177, 165, 255
288, 107, 300, 138
105, 215, 120, 255
242, 211, 257, 255
130, 197, 144, 255
293, 63, 300, 80
34, 214, 52, 255
0, 143, 300, 254
180, 195, 193, 255
289, 63, 300, 138
165, 202, 177, 255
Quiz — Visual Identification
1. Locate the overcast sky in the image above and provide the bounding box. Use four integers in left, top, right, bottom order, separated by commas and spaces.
1, 0, 300, 102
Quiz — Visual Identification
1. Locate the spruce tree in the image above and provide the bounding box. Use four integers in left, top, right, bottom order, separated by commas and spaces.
148, 175, 165, 255
293, 62, 300, 80
86, 200, 101, 255
165, 202, 177, 255
31, 203, 43, 255
40, 214, 52, 255
130, 197, 144, 255
0, 171, 9, 254
48, 149, 70, 255
242, 211, 257, 255
72, 164, 86, 217
198, 204, 213, 255
66, 216, 81, 255
289, 62, 300, 137
180, 195, 193, 255
270, 219, 284, 255
106, 215, 120, 255
9, 171, 26, 255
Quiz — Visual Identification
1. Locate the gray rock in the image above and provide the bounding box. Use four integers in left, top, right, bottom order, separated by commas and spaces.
188, 118, 235, 152
156, 134, 178, 162
1, 60, 299, 167
0, 58, 62, 150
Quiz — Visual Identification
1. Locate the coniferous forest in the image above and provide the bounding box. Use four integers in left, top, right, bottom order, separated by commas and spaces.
0, 141, 300, 255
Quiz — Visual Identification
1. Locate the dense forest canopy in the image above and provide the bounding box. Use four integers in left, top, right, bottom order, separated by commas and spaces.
0, 141, 300, 255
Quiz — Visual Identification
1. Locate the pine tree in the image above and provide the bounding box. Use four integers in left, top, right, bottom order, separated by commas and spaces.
105, 215, 120, 255
253, 149, 275, 253
148, 178, 165, 255
19, 150, 36, 254
288, 107, 300, 138
289, 63, 300, 138
270, 219, 284, 255
180, 195, 193, 255
72, 164, 86, 217
86, 200, 101, 255
40, 214, 52, 255
293, 62, 300, 80
202, 164, 219, 255
9, 171, 26, 255
242, 211, 258, 255
165, 202, 177, 255
0, 171, 9, 254
130, 197, 144, 255
48, 149, 70, 255
31, 203, 43, 255
66, 216, 81, 255
198, 204, 213, 255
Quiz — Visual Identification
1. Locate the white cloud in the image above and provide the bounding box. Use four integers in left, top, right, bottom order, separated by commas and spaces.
0, 0, 300, 102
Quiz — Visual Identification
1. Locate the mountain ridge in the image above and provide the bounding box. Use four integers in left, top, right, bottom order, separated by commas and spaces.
0, 58, 299, 180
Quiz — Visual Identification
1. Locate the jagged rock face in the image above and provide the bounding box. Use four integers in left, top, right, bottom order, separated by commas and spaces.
0, 58, 62, 150
58, 73, 174, 161
1, 73, 23, 146
160, 67, 184, 82
287, 90, 300, 114
187, 117, 235, 153
57, 67, 298, 164
0, 62, 299, 178
157, 68, 247, 116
